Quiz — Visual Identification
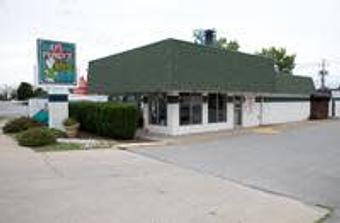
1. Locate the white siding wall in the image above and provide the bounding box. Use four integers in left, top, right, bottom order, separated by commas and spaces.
167, 103, 180, 134
242, 96, 261, 127
335, 101, 340, 117
330, 91, 340, 117
261, 102, 310, 125
329, 100, 340, 118
241, 96, 310, 126
144, 93, 311, 136
329, 100, 333, 117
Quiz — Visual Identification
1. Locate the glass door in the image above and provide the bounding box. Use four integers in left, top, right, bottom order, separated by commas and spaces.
234, 96, 242, 127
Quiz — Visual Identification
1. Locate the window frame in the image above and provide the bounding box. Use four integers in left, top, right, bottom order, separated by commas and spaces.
179, 93, 203, 126
148, 93, 167, 126
208, 93, 227, 123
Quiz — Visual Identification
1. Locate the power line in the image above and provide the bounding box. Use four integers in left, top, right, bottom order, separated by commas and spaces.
319, 59, 329, 90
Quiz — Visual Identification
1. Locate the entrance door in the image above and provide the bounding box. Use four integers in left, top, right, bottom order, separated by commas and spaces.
234, 96, 242, 126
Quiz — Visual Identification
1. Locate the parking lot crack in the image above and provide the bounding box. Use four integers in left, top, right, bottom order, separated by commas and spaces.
39, 153, 65, 178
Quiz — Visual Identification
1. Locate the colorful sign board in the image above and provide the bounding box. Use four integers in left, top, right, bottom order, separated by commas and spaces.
37, 39, 76, 85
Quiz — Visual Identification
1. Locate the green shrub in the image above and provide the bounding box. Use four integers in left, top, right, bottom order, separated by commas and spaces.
16, 127, 56, 147
2, 117, 43, 134
69, 102, 138, 139
63, 117, 78, 126
49, 128, 67, 138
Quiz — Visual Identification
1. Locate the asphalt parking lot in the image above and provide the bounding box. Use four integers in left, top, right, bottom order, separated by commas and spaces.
133, 120, 340, 222
0, 123, 325, 223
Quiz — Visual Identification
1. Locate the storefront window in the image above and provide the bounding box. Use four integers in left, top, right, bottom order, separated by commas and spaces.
180, 93, 202, 125
208, 93, 227, 123
149, 93, 167, 126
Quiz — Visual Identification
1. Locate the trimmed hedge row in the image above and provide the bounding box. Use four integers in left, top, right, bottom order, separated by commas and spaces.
69, 102, 138, 139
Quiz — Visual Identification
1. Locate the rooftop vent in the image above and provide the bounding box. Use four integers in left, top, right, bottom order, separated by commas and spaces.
204, 29, 216, 47
193, 29, 216, 47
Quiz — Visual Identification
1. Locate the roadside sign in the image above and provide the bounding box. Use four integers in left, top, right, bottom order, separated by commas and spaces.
37, 39, 76, 86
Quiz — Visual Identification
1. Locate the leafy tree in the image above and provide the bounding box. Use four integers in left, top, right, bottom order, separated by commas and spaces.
10, 89, 17, 100
257, 47, 296, 73
0, 85, 16, 101
193, 29, 207, 45
0, 85, 9, 101
17, 82, 34, 101
0, 92, 6, 101
216, 38, 240, 51
33, 87, 48, 98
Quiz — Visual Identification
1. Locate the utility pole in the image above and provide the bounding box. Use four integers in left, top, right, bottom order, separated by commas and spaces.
319, 59, 328, 90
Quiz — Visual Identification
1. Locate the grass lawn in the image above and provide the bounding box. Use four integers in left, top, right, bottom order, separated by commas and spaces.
31, 142, 83, 152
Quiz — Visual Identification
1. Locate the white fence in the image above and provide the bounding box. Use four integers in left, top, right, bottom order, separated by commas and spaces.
28, 94, 108, 117
0, 101, 29, 118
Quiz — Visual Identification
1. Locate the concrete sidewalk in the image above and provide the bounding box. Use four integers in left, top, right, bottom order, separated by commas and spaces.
0, 133, 327, 223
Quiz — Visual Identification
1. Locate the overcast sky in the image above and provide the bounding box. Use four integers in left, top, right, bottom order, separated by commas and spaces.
1, 0, 340, 88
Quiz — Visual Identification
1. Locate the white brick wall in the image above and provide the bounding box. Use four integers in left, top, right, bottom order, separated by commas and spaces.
241, 96, 310, 126
261, 102, 310, 125
242, 96, 261, 127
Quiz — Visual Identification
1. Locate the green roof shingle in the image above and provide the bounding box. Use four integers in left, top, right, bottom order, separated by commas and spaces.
274, 72, 315, 95
88, 38, 314, 95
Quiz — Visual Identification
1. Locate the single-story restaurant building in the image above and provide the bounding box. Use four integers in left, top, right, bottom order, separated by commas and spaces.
88, 38, 315, 135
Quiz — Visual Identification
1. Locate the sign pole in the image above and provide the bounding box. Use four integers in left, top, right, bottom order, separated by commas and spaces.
47, 86, 69, 130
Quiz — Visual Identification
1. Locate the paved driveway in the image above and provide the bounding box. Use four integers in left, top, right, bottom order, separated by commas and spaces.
0, 122, 326, 223
133, 120, 340, 222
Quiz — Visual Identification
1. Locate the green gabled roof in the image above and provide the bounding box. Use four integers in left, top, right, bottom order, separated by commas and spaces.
88, 38, 314, 95
275, 72, 315, 95
169, 39, 275, 93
